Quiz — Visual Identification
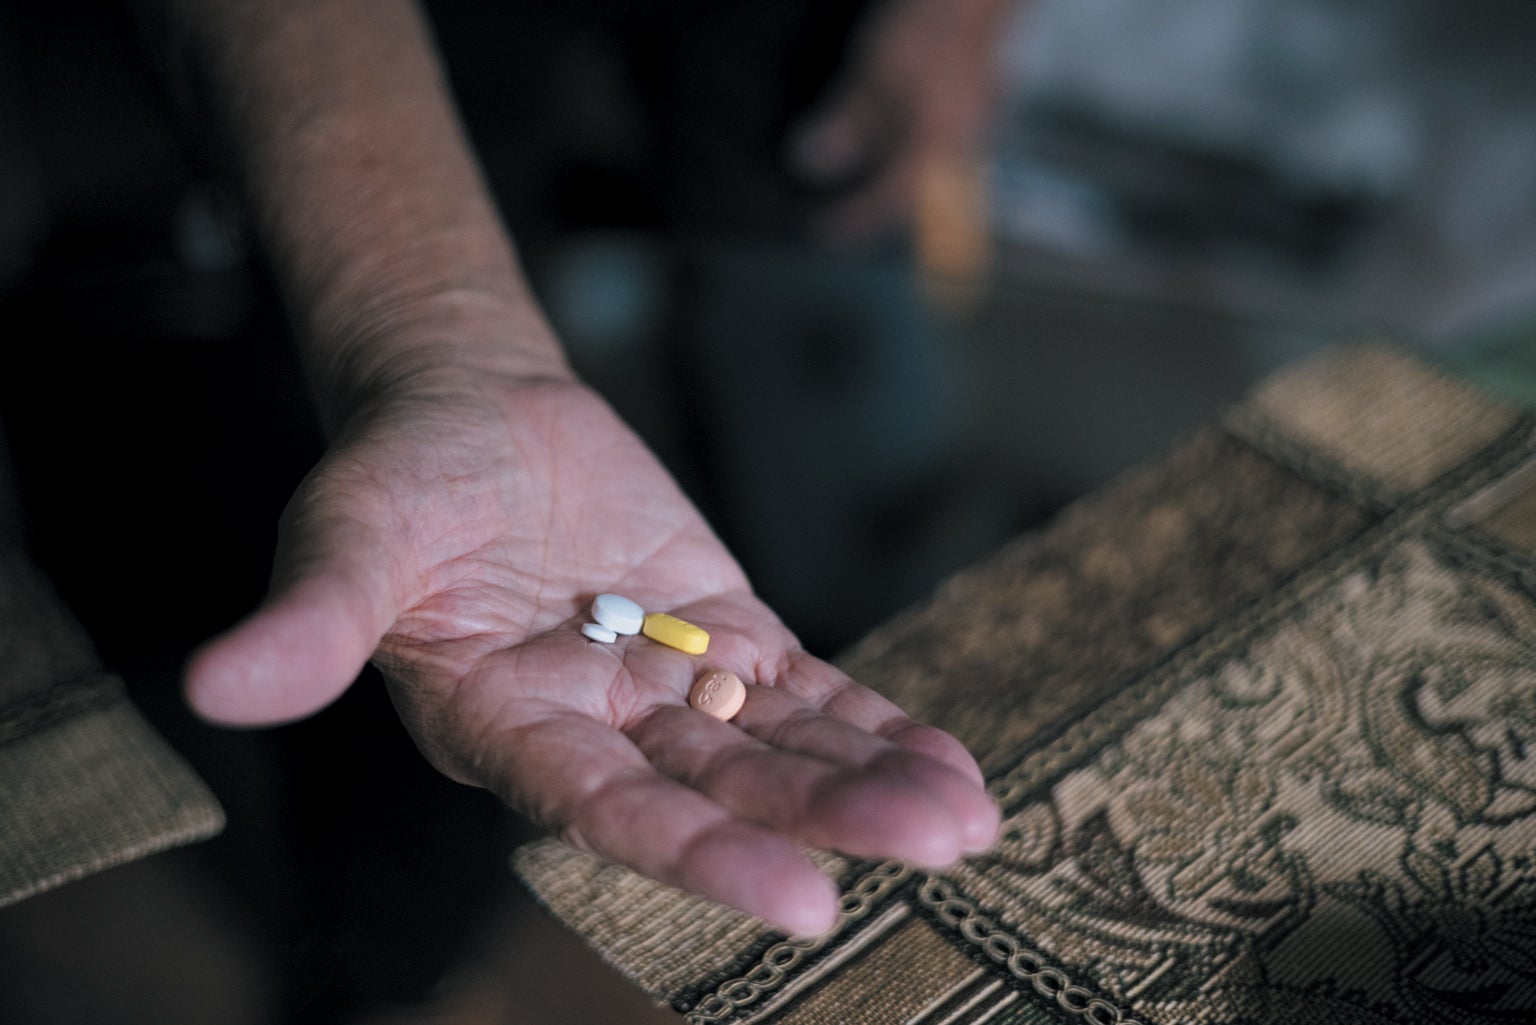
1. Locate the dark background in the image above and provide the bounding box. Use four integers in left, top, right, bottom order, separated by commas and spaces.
2, 0, 1535, 1021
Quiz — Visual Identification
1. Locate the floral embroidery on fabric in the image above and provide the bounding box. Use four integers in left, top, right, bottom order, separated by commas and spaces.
949, 539, 1536, 1023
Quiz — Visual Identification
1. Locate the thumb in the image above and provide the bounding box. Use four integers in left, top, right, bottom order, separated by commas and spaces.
185, 535, 399, 727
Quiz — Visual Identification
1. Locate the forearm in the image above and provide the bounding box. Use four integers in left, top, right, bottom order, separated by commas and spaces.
161, 0, 569, 429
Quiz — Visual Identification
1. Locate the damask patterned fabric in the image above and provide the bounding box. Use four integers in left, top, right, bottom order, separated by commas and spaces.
517, 344, 1536, 1024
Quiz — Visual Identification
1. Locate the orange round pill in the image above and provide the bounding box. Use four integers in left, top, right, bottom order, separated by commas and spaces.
688, 669, 746, 721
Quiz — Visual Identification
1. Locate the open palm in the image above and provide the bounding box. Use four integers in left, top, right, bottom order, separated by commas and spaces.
187, 373, 997, 934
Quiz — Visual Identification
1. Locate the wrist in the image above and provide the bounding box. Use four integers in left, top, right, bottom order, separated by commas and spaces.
303, 285, 575, 436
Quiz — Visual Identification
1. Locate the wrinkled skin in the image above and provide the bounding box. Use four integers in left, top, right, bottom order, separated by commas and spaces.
186, 368, 999, 935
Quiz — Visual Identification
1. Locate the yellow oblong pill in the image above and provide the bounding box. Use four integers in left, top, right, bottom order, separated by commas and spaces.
641, 612, 710, 655
689, 669, 746, 721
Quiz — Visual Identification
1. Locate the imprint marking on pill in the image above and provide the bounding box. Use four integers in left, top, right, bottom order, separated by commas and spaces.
642, 612, 710, 655
689, 669, 746, 721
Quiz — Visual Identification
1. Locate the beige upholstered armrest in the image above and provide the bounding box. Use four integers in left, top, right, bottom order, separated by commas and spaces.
0, 548, 223, 908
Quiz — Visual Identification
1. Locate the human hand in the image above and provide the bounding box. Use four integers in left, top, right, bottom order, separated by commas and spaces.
789, 0, 1017, 246
185, 364, 998, 935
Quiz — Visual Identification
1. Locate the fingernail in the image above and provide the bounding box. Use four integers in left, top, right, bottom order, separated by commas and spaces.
774, 877, 840, 937
962, 802, 1002, 854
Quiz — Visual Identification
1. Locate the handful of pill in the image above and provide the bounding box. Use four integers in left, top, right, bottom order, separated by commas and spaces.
688, 669, 746, 721
581, 593, 710, 656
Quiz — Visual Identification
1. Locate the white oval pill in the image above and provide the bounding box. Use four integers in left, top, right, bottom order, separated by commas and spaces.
688, 669, 746, 721
592, 593, 645, 635
581, 622, 618, 643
